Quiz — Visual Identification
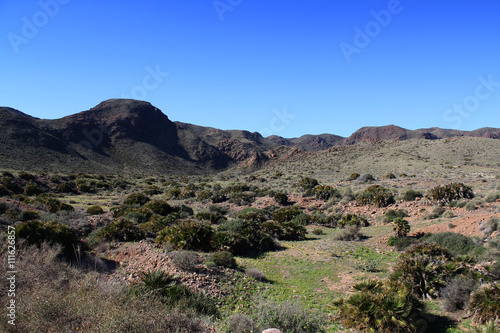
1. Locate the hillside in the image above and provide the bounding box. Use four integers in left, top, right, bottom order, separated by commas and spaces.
0, 99, 498, 175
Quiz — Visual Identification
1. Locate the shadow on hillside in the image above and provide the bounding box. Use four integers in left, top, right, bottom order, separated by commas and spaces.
420, 313, 457, 333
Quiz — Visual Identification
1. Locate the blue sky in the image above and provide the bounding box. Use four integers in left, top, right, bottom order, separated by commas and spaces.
1, 0, 499, 138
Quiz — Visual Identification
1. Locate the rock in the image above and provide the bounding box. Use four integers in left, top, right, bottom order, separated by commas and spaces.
262, 329, 283, 333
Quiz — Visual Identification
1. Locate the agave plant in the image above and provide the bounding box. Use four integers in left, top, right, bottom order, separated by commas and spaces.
393, 217, 411, 238
333, 279, 424, 333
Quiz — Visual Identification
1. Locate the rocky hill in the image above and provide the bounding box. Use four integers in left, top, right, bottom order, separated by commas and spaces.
0, 99, 498, 174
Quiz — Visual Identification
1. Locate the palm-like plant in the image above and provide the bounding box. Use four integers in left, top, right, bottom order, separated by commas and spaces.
393, 218, 411, 238
468, 284, 500, 325
392, 242, 457, 299
333, 279, 424, 333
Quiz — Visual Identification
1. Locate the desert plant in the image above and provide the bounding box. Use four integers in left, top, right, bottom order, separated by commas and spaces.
272, 206, 303, 223
16, 220, 79, 256
420, 232, 484, 257
427, 182, 474, 203
252, 300, 326, 333
170, 251, 202, 271
356, 185, 395, 207
468, 284, 500, 324
470, 321, 500, 333
228, 313, 256, 333
333, 279, 425, 333
402, 189, 423, 202
156, 219, 214, 252
273, 192, 289, 206
334, 226, 364, 241
280, 221, 307, 241
337, 214, 369, 228
87, 205, 104, 215
206, 251, 237, 268
440, 275, 478, 312
123, 193, 150, 206
312, 185, 340, 201
349, 173, 360, 181
392, 242, 455, 299
24, 182, 44, 196
358, 173, 375, 183
94, 218, 145, 243
297, 177, 319, 192
145, 200, 173, 216
393, 218, 411, 238
384, 209, 409, 223
245, 268, 267, 281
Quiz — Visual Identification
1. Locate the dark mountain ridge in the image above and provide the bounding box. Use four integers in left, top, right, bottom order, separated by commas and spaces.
0, 99, 498, 174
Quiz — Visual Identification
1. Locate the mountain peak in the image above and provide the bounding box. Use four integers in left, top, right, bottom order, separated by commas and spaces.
87, 99, 166, 120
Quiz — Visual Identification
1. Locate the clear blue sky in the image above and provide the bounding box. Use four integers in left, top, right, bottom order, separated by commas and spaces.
1, 0, 499, 138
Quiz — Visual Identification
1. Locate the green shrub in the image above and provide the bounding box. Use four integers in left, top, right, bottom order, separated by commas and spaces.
19, 210, 40, 221
312, 185, 341, 201
228, 314, 256, 333
24, 182, 44, 196
297, 177, 319, 192
145, 200, 173, 216
334, 226, 364, 241
196, 189, 213, 202
333, 279, 425, 333
356, 185, 395, 207
195, 212, 226, 224
94, 218, 145, 243
312, 228, 324, 235
0, 185, 12, 197
392, 242, 455, 299
468, 284, 500, 324
420, 232, 483, 256
156, 220, 214, 252
16, 220, 79, 256
213, 220, 275, 255
385, 172, 396, 179
87, 205, 104, 215
143, 185, 162, 195
427, 182, 474, 203
387, 236, 416, 251
338, 214, 369, 228
237, 207, 271, 223
123, 193, 150, 206
281, 221, 307, 241
393, 218, 411, 238
402, 189, 423, 201
383, 209, 408, 223
0, 202, 8, 214
358, 173, 375, 183
18, 171, 36, 181
273, 192, 289, 206
206, 251, 237, 268
56, 182, 75, 193
272, 206, 303, 223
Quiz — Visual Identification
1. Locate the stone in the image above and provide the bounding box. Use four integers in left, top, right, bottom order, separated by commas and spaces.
262, 329, 283, 333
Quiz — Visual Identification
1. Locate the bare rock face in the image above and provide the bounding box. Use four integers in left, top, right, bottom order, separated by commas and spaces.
262, 329, 283, 333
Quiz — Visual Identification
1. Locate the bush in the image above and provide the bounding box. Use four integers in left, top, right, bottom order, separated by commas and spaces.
383, 209, 408, 223
392, 242, 454, 299
16, 220, 79, 256
0, 185, 12, 197
228, 191, 256, 206
170, 251, 202, 271
440, 276, 478, 312
87, 205, 104, 215
24, 182, 44, 196
93, 219, 145, 243
479, 217, 500, 236
334, 226, 364, 241
145, 200, 173, 216
312, 228, 324, 235
123, 193, 150, 206
56, 182, 76, 193
297, 177, 319, 192
427, 182, 474, 203
280, 221, 307, 241
312, 185, 340, 201
252, 300, 326, 333
468, 284, 500, 324
156, 220, 214, 252
393, 218, 411, 238
337, 214, 369, 229
273, 192, 289, 206
403, 189, 423, 202
470, 321, 500, 333
245, 268, 267, 281
333, 279, 425, 333
387, 236, 417, 251
19, 210, 40, 221
206, 251, 236, 268
228, 314, 256, 333
19, 171, 36, 181
357, 173, 375, 183
0, 202, 7, 214
356, 185, 395, 207
272, 206, 303, 223
420, 232, 483, 256
213, 220, 276, 255
143, 185, 162, 195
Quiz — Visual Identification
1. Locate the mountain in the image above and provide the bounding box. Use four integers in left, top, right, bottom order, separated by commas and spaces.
0, 100, 498, 174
